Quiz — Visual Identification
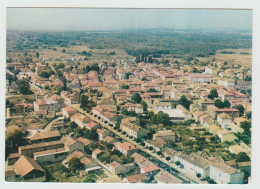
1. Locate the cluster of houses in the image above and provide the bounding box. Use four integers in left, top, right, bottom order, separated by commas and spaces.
5, 43, 252, 184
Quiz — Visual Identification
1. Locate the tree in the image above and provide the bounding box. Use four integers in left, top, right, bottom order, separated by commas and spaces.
223, 100, 231, 108
69, 121, 78, 129
63, 78, 67, 90
121, 85, 129, 89
233, 104, 245, 116
18, 79, 33, 95
62, 49, 66, 53
240, 121, 251, 133
68, 157, 83, 172
5, 130, 28, 159
151, 112, 170, 126
214, 99, 224, 108
131, 93, 142, 104
36, 52, 40, 58
147, 88, 157, 92
179, 95, 191, 110
141, 101, 148, 112
80, 95, 96, 111
235, 152, 250, 162
196, 173, 201, 178
208, 88, 218, 100
166, 157, 171, 161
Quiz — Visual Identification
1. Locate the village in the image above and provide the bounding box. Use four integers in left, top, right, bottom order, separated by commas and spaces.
5, 30, 252, 184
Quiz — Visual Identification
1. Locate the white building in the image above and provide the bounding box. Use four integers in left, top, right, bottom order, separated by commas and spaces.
217, 113, 234, 129
174, 153, 211, 178
218, 79, 235, 88
210, 163, 244, 184
188, 74, 211, 83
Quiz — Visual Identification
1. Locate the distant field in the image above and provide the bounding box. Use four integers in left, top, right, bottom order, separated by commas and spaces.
196, 48, 252, 68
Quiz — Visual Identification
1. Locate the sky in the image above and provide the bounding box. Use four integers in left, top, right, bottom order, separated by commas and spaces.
7, 8, 252, 31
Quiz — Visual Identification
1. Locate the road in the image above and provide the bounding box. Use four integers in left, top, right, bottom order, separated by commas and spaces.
72, 105, 207, 184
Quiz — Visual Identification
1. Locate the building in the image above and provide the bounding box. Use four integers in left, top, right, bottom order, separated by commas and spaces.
30, 130, 61, 144
19, 141, 64, 157
188, 74, 211, 83
173, 153, 211, 178
217, 113, 234, 129
114, 142, 138, 156
6, 155, 46, 182
121, 103, 144, 114
120, 121, 148, 140
217, 129, 237, 143
197, 98, 215, 111
153, 102, 172, 112
210, 163, 244, 184
218, 79, 235, 88
155, 170, 183, 184
123, 173, 148, 183
144, 138, 166, 152
140, 164, 160, 177
70, 113, 92, 128
153, 130, 176, 142
108, 161, 135, 175
33, 98, 62, 112
62, 106, 78, 118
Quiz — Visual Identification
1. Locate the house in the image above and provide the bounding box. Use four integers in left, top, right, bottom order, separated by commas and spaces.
33, 147, 69, 164
102, 136, 120, 144
7, 155, 46, 182
131, 153, 146, 166
92, 149, 105, 159
70, 113, 92, 128
7, 153, 21, 166
30, 130, 61, 144
61, 136, 85, 153
210, 163, 244, 184
217, 129, 237, 143
97, 128, 111, 141
144, 138, 166, 152
140, 164, 160, 177
173, 153, 211, 178
162, 147, 177, 163
208, 105, 240, 119
92, 106, 118, 126
80, 157, 100, 174
62, 106, 78, 118
155, 170, 183, 184
188, 74, 211, 83
217, 113, 234, 129
108, 161, 135, 175
153, 130, 176, 142
33, 98, 62, 112
159, 106, 192, 122
121, 103, 144, 114
19, 141, 64, 157
114, 142, 138, 156
197, 98, 215, 111
85, 121, 99, 130
64, 92, 80, 105
124, 173, 148, 183
218, 78, 235, 88
120, 120, 148, 140
76, 137, 92, 150
153, 102, 172, 112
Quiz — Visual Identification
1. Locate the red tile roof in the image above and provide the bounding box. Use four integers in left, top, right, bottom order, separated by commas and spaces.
142, 164, 160, 173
